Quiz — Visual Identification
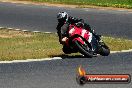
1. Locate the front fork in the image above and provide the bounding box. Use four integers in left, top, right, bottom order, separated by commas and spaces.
90, 35, 99, 52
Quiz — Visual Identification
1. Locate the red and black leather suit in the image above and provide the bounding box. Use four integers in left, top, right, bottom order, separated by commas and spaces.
56, 16, 93, 44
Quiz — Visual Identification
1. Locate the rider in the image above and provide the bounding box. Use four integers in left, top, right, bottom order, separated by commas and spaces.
56, 12, 100, 54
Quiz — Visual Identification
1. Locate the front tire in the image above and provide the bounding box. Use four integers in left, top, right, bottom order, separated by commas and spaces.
99, 45, 110, 56
74, 40, 93, 58
62, 45, 72, 54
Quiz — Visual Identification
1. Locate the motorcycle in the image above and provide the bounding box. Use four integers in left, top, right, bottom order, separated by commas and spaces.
62, 23, 110, 58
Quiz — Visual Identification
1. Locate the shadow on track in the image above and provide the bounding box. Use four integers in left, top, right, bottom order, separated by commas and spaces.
49, 54, 97, 59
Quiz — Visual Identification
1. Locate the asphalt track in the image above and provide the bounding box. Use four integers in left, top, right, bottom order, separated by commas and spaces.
0, 2, 132, 88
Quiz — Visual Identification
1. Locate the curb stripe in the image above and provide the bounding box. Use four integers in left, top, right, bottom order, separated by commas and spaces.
44, 32, 52, 33
0, 27, 5, 29
33, 31, 41, 33
15, 29, 21, 31
8, 28, 13, 30
0, 26, 54, 33
110, 49, 132, 53
22, 30, 29, 32
0, 57, 62, 64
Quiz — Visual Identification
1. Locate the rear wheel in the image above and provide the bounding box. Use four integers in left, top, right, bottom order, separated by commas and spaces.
74, 40, 93, 58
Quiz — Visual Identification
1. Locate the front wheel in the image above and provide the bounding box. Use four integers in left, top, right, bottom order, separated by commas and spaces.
74, 40, 93, 58
98, 44, 110, 56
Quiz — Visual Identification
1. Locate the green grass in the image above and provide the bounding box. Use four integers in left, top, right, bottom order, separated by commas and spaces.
0, 29, 63, 61
0, 28, 132, 61
102, 36, 132, 51
30, 0, 132, 9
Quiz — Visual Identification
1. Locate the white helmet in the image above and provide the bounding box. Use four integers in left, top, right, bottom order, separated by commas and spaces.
57, 12, 68, 22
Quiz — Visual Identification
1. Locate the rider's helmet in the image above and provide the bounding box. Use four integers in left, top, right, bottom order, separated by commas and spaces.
57, 12, 68, 22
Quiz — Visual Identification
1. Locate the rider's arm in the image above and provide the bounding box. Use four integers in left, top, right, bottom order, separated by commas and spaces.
56, 22, 69, 44
56, 22, 63, 43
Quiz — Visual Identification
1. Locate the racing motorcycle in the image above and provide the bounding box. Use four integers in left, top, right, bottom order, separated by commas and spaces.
62, 23, 110, 58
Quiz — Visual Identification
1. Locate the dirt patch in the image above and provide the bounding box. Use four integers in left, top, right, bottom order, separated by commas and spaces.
0, 29, 32, 38
0, 0, 132, 12
0, 0, 77, 8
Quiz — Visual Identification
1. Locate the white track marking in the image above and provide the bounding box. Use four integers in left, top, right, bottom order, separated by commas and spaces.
0, 57, 62, 64
44, 32, 52, 33
0, 27, 5, 29
33, 31, 41, 33
15, 29, 21, 31
110, 49, 132, 53
22, 30, 29, 32
8, 28, 13, 30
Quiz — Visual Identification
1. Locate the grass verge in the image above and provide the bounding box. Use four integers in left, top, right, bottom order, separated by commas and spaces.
17, 0, 132, 9
0, 28, 132, 61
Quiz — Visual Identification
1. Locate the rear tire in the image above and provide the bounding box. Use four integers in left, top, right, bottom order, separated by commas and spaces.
74, 40, 93, 58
